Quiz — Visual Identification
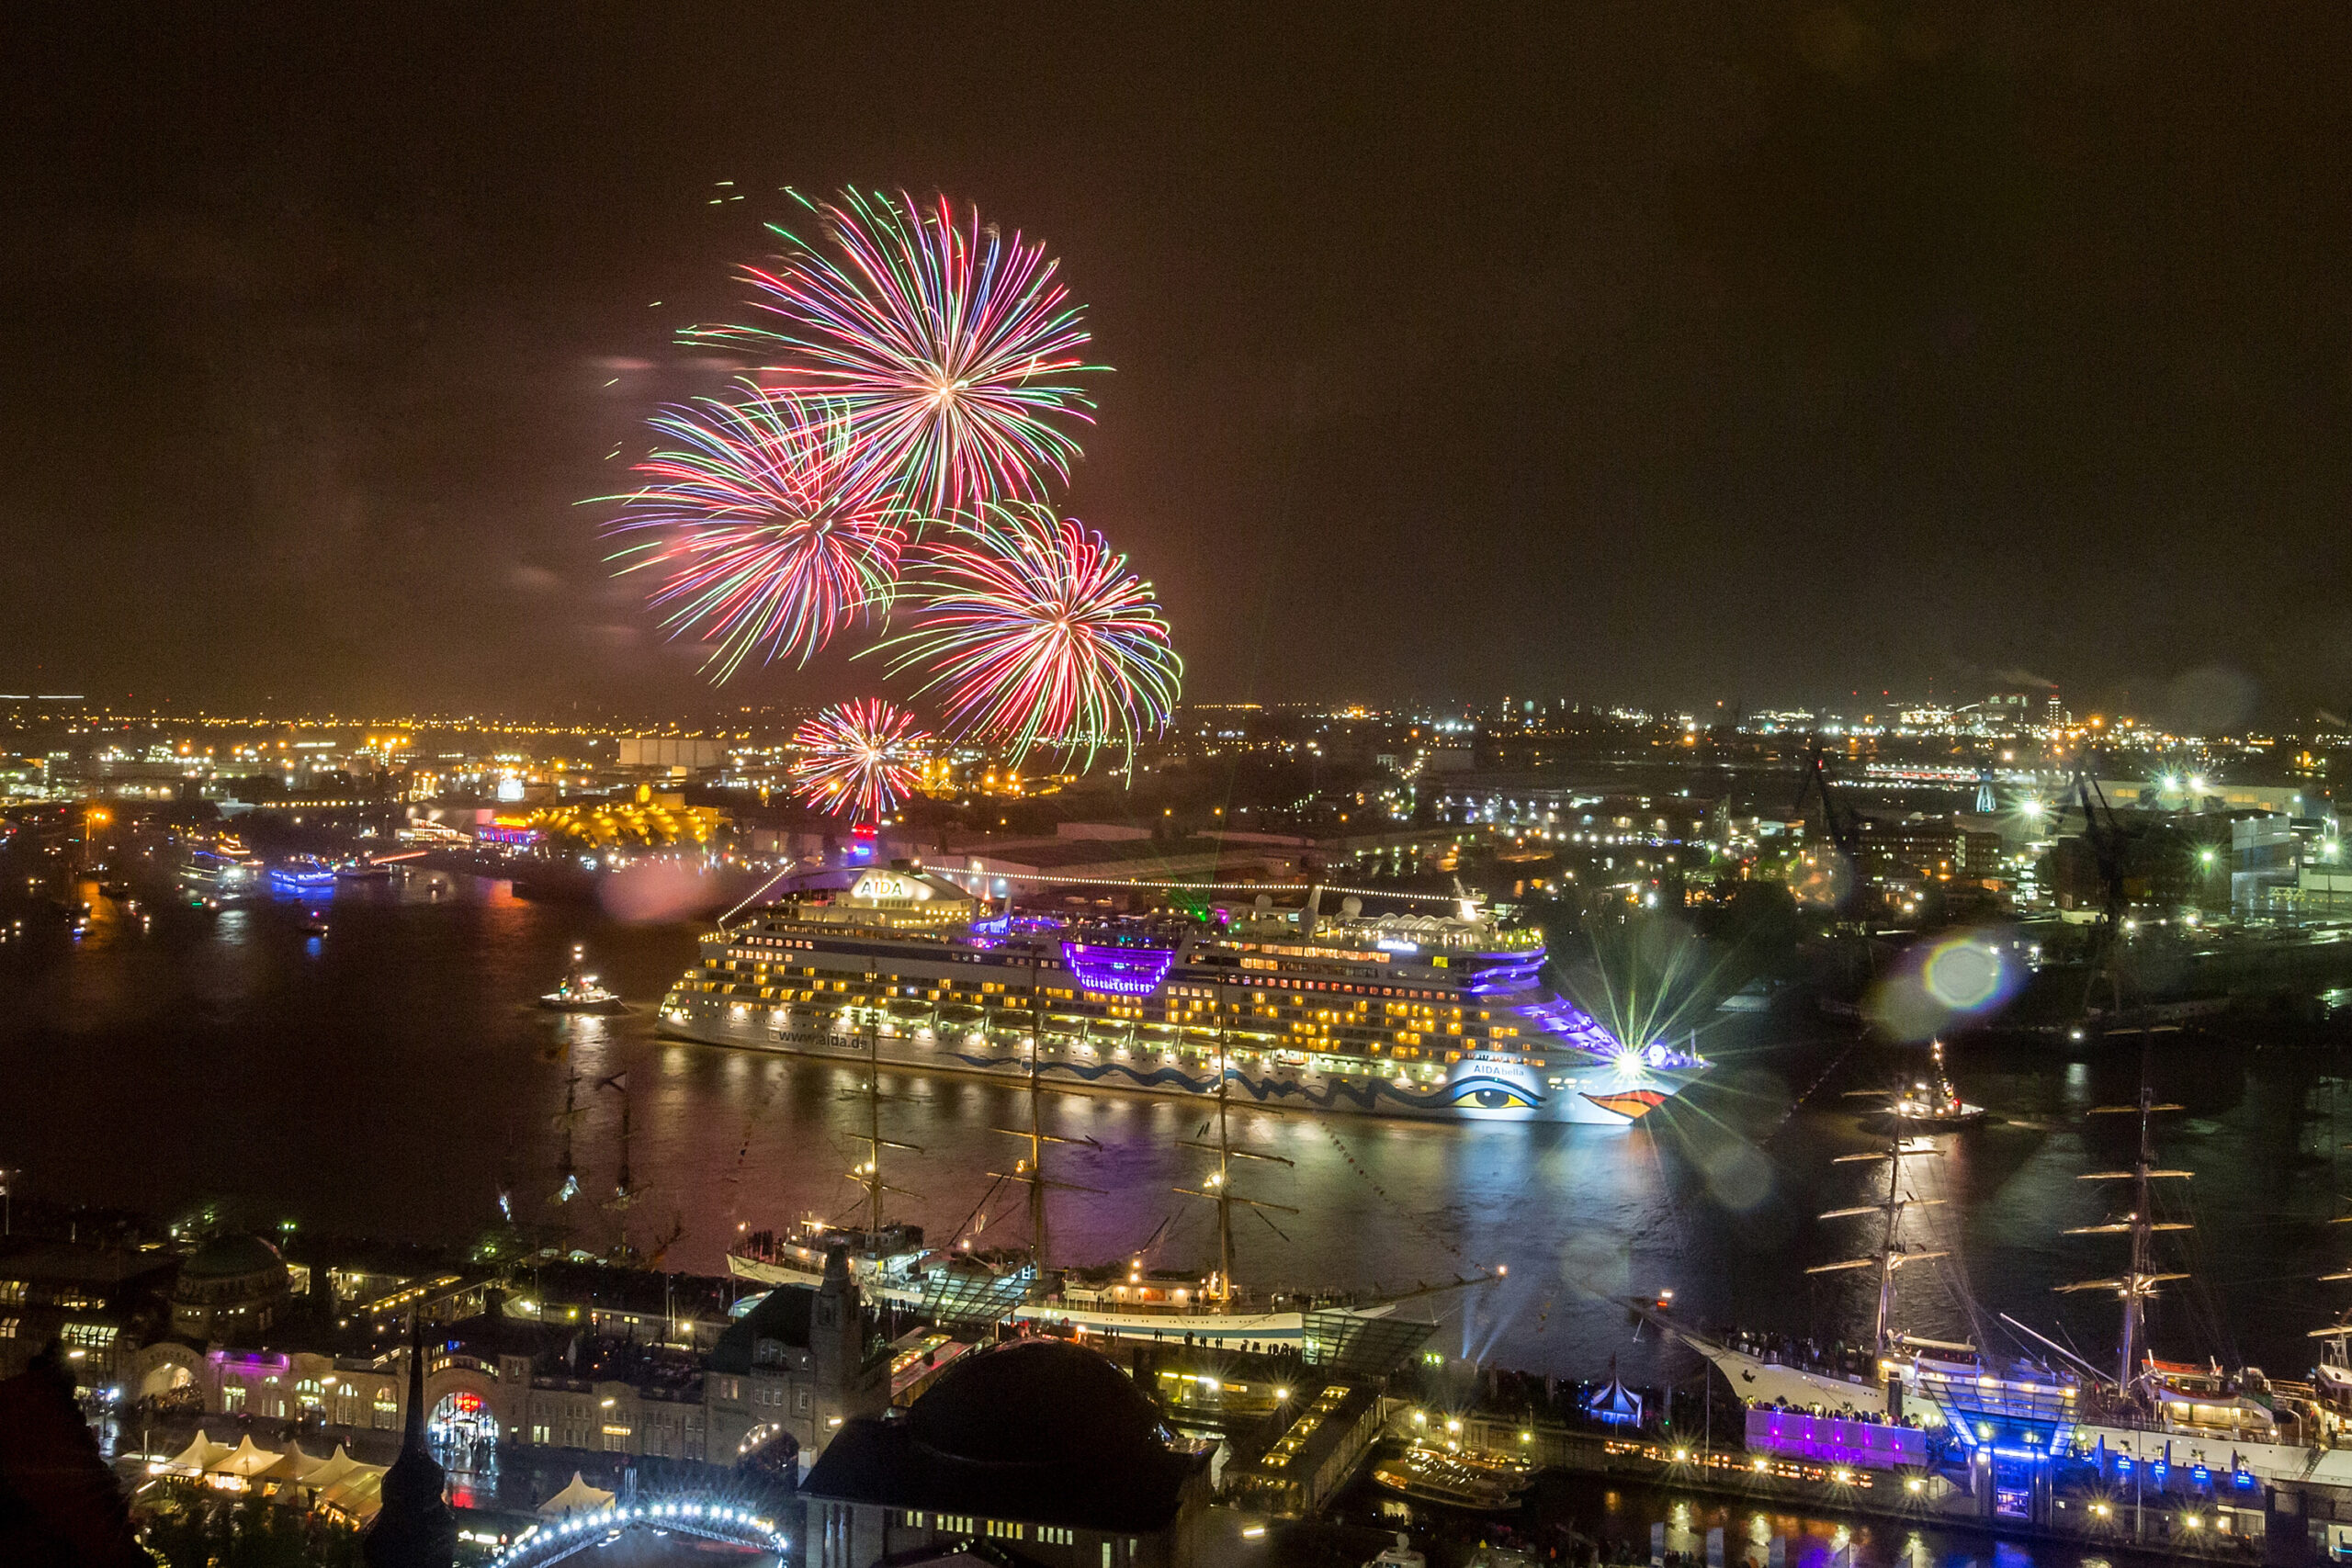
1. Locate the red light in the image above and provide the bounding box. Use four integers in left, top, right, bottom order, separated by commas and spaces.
449, 1391, 482, 1415
852, 822, 877, 841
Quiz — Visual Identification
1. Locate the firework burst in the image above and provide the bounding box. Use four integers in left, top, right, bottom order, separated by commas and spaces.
695, 189, 1101, 514
788, 699, 930, 823
605, 389, 909, 680
880, 502, 1181, 772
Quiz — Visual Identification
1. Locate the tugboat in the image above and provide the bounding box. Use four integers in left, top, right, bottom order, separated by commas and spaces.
540, 943, 627, 1013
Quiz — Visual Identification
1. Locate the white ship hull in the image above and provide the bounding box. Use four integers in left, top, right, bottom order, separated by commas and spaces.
726, 1251, 1374, 1345
661, 998, 1696, 1124
1680, 1337, 1894, 1418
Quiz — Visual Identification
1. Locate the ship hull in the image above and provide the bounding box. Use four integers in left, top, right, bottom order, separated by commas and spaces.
659, 998, 1695, 1124
726, 1252, 1361, 1345
1679, 1335, 1894, 1418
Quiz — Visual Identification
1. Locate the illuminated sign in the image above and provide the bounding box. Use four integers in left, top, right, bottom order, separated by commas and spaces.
851, 872, 931, 903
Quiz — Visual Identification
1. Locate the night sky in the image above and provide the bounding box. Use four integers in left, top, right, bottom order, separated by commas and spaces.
5, 5, 2350, 726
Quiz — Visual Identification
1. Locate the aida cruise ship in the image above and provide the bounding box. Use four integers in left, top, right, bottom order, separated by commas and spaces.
655, 867, 1706, 1122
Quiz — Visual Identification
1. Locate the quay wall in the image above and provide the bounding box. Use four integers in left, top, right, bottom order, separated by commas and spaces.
1386, 1409, 2289, 1564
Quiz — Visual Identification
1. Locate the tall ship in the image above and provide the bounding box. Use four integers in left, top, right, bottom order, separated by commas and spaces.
725, 957, 1493, 1352
655, 863, 1708, 1124
1651, 1039, 2352, 1508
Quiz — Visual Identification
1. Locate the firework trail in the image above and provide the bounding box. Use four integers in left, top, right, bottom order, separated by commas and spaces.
605, 389, 909, 679
879, 502, 1181, 773
695, 189, 1101, 515
788, 699, 930, 823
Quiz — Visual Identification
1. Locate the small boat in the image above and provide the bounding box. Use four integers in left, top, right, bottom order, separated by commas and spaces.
1884, 1040, 1985, 1129
334, 860, 393, 882
269, 856, 337, 893
540, 943, 627, 1013
299, 911, 330, 936
1372, 1445, 1524, 1511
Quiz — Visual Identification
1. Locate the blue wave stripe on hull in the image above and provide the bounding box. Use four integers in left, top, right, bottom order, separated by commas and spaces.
944, 1052, 1482, 1113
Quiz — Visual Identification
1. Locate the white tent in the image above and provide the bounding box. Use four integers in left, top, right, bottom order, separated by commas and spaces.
315, 1466, 387, 1523
256, 1441, 326, 1488
161, 1430, 233, 1475
537, 1471, 617, 1517
208, 1435, 284, 1482
283, 1444, 362, 1501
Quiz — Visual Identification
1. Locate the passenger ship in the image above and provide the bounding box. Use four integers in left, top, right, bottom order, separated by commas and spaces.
654, 864, 1705, 1123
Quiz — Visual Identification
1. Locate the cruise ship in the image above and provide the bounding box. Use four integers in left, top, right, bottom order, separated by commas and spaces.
654, 864, 1706, 1123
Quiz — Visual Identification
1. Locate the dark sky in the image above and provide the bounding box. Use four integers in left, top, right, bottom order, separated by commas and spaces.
5, 5, 2350, 728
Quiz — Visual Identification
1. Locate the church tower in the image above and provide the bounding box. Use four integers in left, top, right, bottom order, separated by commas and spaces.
363, 1314, 458, 1568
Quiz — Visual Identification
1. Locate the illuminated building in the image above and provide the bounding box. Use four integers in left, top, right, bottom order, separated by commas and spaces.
801, 1337, 1211, 1568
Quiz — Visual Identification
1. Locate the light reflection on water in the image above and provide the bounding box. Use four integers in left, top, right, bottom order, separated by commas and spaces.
1, 873, 2346, 1382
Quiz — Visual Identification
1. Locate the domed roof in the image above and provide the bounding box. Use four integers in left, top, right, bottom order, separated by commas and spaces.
907, 1338, 1166, 1467
181, 1233, 286, 1280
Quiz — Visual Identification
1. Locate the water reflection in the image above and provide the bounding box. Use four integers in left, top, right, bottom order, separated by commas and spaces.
0, 875, 2342, 1382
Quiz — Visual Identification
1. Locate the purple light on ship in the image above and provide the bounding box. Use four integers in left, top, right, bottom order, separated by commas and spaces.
1745, 1408, 1928, 1471
1061, 942, 1176, 996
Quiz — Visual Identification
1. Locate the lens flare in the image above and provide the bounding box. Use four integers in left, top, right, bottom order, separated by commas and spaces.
1922, 937, 2007, 1011
1867, 929, 2025, 1040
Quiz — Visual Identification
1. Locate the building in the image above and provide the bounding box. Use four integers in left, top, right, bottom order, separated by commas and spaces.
107, 1235, 893, 1476
1857, 815, 1961, 886
616, 736, 727, 772
1224, 1379, 1384, 1517
0, 1240, 175, 1391
167, 1233, 294, 1341
802, 1337, 1214, 1568
434, 1307, 709, 1462
705, 1244, 891, 1461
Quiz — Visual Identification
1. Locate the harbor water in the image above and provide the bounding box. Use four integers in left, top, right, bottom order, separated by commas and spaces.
5, 872, 2349, 1387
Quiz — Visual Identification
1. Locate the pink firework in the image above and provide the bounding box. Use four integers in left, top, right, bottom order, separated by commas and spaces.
605, 389, 909, 680
695, 189, 1101, 515
788, 699, 930, 823
880, 502, 1182, 772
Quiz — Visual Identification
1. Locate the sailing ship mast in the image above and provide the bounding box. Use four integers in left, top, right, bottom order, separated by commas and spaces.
1174, 975, 1295, 1309
990, 943, 1100, 1274
1807, 1132, 1947, 1355
2311, 1137, 2352, 1395
604, 1074, 638, 1210
850, 957, 922, 1249
2057, 1038, 2189, 1398
550, 1068, 583, 1204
